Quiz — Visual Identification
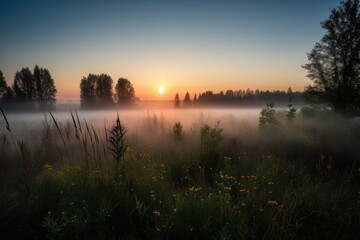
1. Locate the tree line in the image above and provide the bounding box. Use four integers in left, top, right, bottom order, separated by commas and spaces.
80, 74, 136, 109
0, 66, 57, 111
174, 88, 303, 107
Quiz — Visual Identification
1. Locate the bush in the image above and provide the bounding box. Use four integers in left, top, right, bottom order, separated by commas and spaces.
172, 122, 184, 141
200, 122, 223, 183
259, 103, 280, 130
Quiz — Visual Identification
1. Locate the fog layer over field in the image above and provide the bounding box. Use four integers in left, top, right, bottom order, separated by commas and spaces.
0, 107, 261, 144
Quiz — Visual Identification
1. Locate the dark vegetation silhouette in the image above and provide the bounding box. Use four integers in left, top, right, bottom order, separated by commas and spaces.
303, 0, 360, 116
108, 113, 127, 182
80, 75, 136, 109
0, 71, 7, 100
183, 92, 192, 105
115, 78, 136, 105
80, 74, 115, 109
200, 122, 223, 183
174, 87, 303, 107
174, 93, 180, 107
259, 103, 280, 130
172, 122, 184, 141
0, 66, 57, 111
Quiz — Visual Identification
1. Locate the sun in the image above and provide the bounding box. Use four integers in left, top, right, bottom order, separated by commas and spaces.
158, 86, 164, 95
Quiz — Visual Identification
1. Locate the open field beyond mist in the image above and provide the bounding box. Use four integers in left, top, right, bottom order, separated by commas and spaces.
1, 105, 360, 239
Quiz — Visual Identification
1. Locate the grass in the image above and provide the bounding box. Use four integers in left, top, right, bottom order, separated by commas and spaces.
0, 108, 360, 239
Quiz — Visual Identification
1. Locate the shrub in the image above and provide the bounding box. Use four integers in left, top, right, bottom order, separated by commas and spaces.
200, 122, 223, 183
259, 103, 280, 130
172, 122, 184, 141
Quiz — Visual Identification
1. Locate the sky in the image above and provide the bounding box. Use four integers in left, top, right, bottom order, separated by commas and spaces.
0, 0, 341, 101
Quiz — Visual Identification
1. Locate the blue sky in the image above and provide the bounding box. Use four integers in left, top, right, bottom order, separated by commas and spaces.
0, 0, 341, 100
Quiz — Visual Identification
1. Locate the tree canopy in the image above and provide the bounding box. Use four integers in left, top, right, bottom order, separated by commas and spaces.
0, 66, 57, 110
174, 93, 180, 107
184, 92, 191, 105
115, 78, 135, 104
303, 0, 360, 115
0, 70, 8, 100
80, 74, 115, 109
33, 65, 57, 110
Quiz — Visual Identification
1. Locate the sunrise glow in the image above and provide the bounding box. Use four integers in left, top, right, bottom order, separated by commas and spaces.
158, 87, 164, 95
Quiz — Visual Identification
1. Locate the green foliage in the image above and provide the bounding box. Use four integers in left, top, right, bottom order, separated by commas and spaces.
42, 212, 63, 240
259, 103, 280, 130
172, 122, 184, 141
108, 114, 127, 181
200, 122, 223, 182
1, 112, 360, 239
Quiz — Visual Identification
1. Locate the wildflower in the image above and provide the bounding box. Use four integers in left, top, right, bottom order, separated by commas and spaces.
224, 186, 232, 191
150, 191, 156, 200
43, 164, 53, 171
188, 187, 201, 192
239, 189, 247, 193
153, 210, 161, 217
267, 200, 278, 206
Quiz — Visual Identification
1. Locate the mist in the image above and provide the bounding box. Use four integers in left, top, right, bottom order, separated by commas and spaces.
2, 102, 360, 239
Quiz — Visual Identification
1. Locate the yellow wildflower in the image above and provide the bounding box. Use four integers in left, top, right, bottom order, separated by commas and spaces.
267, 200, 278, 206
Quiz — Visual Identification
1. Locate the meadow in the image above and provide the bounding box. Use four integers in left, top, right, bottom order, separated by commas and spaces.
0, 105, 360, 239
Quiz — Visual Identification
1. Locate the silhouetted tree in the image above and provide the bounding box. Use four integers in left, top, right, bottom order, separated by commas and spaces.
184, 92, 191, 105
12, 67, 36, 108
2, 87, 13, 103
303, 0, 360, 115
33, 65, 57, 110
96, 74, 114, 107
115, 78, 135, 105
225, 90, 234, 97
193, 93, 198, 103
287, 87, 293, 95
174, 93, 180, 107
80, 74, 97, 109
0, 70, 8, 101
